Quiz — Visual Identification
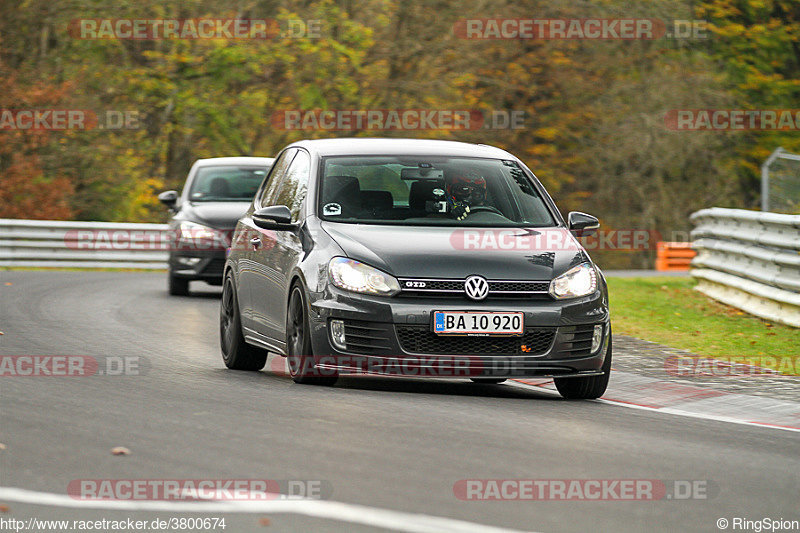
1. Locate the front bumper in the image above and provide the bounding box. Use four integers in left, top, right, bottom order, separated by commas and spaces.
168, 250, 227, 283
306, 287, 610, 379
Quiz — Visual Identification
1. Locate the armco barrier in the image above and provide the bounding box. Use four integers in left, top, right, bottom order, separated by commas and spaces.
0, 219, 169, 269
690, 208, 800, 328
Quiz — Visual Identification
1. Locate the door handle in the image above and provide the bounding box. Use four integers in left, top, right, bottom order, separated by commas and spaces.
250, 237, 262, 248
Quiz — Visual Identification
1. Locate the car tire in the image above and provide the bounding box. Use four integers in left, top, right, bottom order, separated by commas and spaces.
220, 272, 267, 371
554, 330, 612, 400
470, 378, 507, 384
168, 271, 190, 296
286, 285, 338, 386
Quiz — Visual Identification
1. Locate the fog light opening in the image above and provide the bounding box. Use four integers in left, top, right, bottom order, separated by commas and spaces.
330, 319, 347, 351
176, 257, 202, 266
591, 324, 604, 354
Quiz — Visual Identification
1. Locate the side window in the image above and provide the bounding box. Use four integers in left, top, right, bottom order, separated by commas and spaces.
273, 150, 311, 220
257, 148, 297, 207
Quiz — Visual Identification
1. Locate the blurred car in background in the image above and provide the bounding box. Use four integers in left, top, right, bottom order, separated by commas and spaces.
158, 156, 274, 295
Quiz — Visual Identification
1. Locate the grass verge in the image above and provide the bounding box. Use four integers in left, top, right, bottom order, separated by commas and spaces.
607, 276, 800, 373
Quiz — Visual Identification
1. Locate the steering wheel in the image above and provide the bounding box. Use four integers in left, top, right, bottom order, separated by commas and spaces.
466, 206, 505, 217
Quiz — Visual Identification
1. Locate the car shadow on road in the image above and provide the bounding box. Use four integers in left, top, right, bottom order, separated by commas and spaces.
210, 356, 561, 400
156, 288, 223, 299
186, 288, 223, 298
331, 375, 561, 400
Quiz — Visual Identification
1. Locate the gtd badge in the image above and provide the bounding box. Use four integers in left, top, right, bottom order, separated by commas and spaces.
405, 281, 426, 288
464, 275, 489, 300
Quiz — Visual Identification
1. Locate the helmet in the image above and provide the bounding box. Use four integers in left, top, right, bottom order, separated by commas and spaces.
446, 172, 486, 207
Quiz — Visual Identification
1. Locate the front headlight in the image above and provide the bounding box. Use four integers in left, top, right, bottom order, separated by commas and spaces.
174, 221, 227, 251
549, 263, 597, 299
328, 257, 400, 296
178, 221, 218, 241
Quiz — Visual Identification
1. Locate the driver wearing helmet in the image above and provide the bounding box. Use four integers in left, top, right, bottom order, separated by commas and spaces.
446, 170, 486, 220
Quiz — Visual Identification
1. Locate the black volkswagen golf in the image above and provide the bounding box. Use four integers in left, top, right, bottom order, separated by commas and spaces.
220, 139, 611, 399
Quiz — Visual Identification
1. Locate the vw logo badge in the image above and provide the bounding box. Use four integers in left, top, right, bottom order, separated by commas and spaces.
464, 275, 489, 301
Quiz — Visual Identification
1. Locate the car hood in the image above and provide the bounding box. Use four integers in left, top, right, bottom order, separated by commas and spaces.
182, 202, 251, 229
321, 222, 588, 280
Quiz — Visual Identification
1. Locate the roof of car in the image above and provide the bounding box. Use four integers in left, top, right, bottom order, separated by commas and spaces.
286, 138, 516, 159
194, 156, 275, 166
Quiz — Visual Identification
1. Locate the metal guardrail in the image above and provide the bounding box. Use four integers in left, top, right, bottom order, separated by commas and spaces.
4, 214, 799, 329
690, 207, 800, 328
0, 218, 169, 269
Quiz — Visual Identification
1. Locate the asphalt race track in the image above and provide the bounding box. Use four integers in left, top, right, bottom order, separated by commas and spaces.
1, 271, 798, 532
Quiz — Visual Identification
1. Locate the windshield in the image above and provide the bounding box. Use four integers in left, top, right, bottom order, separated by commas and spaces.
318, 156, 556, 227
189, 165, 271, 202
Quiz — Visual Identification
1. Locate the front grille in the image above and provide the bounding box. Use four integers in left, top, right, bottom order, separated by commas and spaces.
397, 278, 551, 299
201, 258, 226, 276
489, 281, 550, 293
402, 280, 464, 292
341, 320, 393, 354
555, 324, 597, 357
396, 326, 555, 355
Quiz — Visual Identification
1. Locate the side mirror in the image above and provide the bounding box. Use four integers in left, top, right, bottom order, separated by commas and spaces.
253, 205, 295, 230
158, 190, 179, 210
568, 211, 600, 237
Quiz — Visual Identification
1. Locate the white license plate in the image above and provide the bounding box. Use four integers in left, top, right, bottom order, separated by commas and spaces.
433, 311, 523, 336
